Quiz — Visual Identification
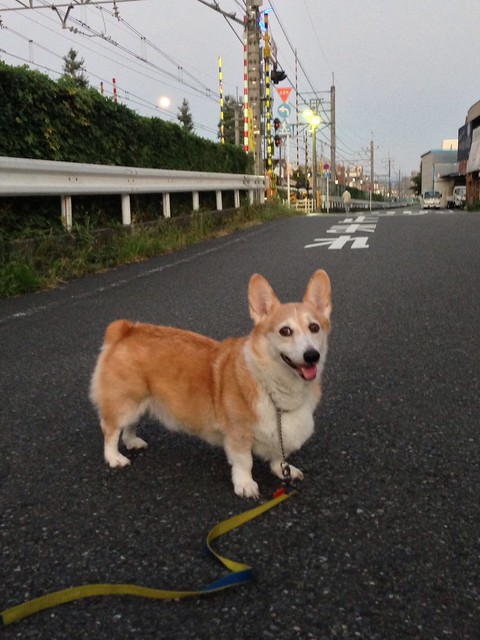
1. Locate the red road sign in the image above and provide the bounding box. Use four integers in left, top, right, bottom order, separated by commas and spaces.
275, 87, 292, 103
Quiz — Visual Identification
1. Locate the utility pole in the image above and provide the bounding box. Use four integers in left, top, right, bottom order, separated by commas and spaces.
330, 75, 336, 194
246, 0, 263, 177
263, 10, 273, 193
234, 104, 240, 146
198, 0, 262, 175
304, 88, 334, 200
304, 131, 309, 198
388, 157, 392, 200
383, 154, 393, 200
295, 49, 300, 188
370, 134, 374, 212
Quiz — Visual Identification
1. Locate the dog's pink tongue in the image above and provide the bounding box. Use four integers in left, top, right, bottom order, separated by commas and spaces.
301, 364, 317, 381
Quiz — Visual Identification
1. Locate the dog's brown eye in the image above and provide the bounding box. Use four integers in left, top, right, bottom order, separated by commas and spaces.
309, 322, 320, 333
279, 326, 293, 337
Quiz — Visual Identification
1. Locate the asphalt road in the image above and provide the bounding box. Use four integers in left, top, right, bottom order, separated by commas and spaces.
1, 208, 479, 639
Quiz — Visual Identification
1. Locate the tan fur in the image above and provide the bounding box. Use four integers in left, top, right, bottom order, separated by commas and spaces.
90, 270, 332, 498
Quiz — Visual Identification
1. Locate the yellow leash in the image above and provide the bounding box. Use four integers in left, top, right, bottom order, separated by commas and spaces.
1, 489, 296, 627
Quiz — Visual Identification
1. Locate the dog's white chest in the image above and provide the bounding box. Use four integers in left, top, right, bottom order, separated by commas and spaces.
252, 398, 315, 461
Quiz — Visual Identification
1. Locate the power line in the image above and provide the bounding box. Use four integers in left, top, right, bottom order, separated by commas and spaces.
64, 16, 219, 100
2, 0, 224, 101
97, 3, 223, 91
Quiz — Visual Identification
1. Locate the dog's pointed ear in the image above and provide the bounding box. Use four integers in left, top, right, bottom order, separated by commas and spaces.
248, 274, 280, 324
303, 270, 332, 320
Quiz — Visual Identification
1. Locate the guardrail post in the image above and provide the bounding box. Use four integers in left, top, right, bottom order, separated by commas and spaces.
121, 194, 131, 225
216, 190, 223, 211
61, 195, 72, 231
163, 193, 171, 218
234, 190, 240, 208
192, 191, 200, 211
248, 189, 254, 205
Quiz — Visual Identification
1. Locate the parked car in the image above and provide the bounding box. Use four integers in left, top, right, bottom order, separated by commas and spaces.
422, 191, 441, 209
446, 186, 466, 209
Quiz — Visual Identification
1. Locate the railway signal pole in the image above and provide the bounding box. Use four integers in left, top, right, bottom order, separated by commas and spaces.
246, 0, 263, 177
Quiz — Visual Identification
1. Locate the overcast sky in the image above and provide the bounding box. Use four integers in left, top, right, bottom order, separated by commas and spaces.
1, 0, 479, 178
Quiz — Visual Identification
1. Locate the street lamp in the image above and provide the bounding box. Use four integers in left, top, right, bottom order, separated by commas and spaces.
303, 109, 322, 206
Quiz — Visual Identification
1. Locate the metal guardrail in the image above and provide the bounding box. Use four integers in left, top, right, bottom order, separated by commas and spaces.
0, 156, 266, 230
294, 195, 395, 213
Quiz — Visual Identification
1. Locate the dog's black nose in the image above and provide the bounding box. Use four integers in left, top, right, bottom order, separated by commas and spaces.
304, 349, 320, 364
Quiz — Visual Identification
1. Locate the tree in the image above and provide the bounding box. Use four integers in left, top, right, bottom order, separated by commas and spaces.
410, 169, 421, 196
177, 98, 194, 133
60, 48, 89, 89
218, 95, 242, 145
293, 165, 308, 190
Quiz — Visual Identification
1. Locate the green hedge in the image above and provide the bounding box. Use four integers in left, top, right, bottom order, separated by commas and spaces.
0, 61, 251, 173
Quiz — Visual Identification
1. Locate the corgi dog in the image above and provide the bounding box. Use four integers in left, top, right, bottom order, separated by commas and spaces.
90, 270, 332, 498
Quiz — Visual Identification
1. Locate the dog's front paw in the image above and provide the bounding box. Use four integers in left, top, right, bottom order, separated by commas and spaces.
289, 464, 304, 481
234, 479, 260, 499
105, 452, 131, 468
270, 460, 304, 481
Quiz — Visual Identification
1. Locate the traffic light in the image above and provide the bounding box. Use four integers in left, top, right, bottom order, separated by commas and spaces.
274, 118, 282, 147
271, 65, 287, 84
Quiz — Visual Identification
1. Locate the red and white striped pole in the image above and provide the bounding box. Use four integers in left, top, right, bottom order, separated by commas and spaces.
112, 77, 117, 103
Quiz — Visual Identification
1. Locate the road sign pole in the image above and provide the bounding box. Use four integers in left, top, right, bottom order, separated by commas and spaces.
326, 174, 330, 213
287, 130, 291, 207
321, 162, 331, 213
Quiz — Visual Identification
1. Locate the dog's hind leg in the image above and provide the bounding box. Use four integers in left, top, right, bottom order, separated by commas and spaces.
102, 418, 131, 468
99, 398, 147, 467
122, 423, 148, 452
101, 404, 145, 468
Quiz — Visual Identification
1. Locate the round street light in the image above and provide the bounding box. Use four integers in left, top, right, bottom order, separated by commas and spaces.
302, 109, 322, 205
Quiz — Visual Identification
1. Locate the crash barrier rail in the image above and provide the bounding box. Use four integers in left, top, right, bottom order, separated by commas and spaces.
294, 198, 316, 213
293, 195, 395, 213
0, 156, 267, 231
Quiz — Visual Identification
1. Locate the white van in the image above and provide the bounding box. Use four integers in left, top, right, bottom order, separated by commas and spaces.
422, 191, 441, 209
447, 186, 466, 208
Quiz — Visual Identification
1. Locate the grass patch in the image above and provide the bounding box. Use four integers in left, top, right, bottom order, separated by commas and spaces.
0, 204, 300, 298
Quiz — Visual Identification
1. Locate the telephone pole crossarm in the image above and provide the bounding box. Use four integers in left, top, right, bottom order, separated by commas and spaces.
3, 0, 138, 11
196, 0, 244, 25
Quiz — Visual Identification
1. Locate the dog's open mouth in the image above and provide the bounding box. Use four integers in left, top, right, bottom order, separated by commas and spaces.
281, 354, 317, 381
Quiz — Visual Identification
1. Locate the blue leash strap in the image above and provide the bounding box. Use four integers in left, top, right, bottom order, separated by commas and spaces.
1, 489, 296, 627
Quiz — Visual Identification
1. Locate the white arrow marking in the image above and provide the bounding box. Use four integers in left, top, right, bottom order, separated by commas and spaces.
305, 235, 370, 250
339, 215, 378, 224
350, 236, 370, 249
327, 223, 376, 234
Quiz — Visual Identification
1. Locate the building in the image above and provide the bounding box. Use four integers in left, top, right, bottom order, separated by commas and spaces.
420, 147, 458, 207
458, 100, 480, 204
420, 99, 480, 207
